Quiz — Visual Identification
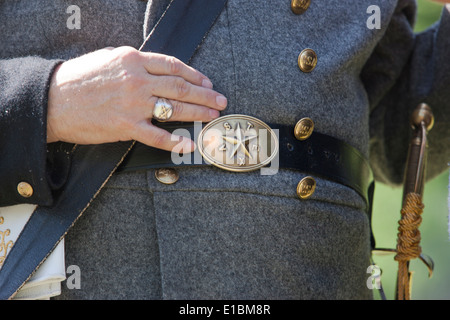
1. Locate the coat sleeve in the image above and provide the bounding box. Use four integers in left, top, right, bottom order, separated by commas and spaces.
0, 56, 71, 207
362, 0, 450, 186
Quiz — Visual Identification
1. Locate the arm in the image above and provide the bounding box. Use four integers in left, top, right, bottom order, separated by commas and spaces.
0, 57, 71, 207
1, 47, 228, 207
363, 0, 450, 185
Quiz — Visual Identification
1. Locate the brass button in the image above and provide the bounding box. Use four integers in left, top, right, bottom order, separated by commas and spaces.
291, 0, 311, 15
17, 182, 33, 198
294, 117, 314, 140
296, 176, 316, 199
298, 48, 317, 73
155, 168, 179, 185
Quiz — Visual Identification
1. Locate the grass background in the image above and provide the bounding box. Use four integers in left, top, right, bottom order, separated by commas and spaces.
371, 0, 449, 300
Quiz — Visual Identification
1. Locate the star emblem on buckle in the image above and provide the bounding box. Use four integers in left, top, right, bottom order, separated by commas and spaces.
221, 122, 257, 164
198, 114, 278, 172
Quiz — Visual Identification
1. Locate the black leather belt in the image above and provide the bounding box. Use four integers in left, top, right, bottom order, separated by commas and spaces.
118, 120, 374, 207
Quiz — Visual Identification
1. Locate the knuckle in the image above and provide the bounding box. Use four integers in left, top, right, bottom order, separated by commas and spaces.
170, 100, 183, 118
117, 70, 148, 95
114, 46, 140, 64
175, 78, 190, 99
151, 131, 168, 149
166, 56, 182, 75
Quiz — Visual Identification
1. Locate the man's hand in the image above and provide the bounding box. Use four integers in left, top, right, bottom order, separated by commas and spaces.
47, 46, 227, 152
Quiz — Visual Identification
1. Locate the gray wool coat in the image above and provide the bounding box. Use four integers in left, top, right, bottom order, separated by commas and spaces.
0, 0, 449, 299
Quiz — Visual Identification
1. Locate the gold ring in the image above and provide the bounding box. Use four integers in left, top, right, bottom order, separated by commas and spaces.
153, 98, 173, 122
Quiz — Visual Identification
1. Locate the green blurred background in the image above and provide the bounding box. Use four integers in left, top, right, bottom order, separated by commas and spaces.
371, 0, 449, 300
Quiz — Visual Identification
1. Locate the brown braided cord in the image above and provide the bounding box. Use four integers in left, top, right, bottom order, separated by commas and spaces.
394, 192, 424, 300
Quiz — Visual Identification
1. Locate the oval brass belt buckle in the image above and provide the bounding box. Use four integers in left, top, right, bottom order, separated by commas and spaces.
198, 114, 279, 172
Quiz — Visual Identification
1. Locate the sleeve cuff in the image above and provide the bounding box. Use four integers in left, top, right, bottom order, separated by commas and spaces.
0, 57, 68, 207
